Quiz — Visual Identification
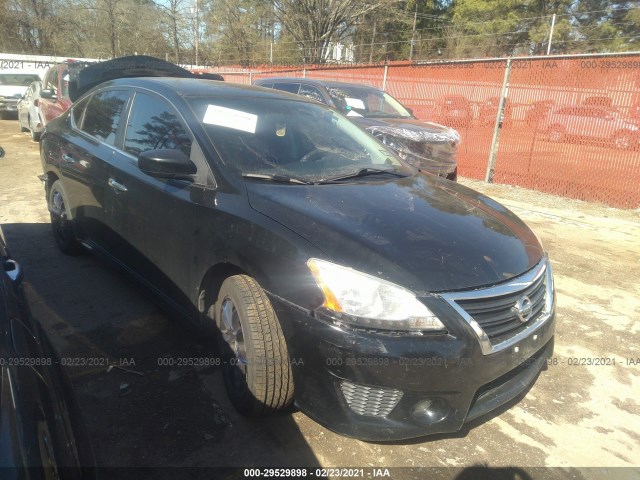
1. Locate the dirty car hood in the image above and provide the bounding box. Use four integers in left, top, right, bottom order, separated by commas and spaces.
247, 175, 543, 294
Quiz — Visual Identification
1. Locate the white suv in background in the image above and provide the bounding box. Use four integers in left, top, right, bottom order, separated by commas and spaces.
0, 70, 41, 119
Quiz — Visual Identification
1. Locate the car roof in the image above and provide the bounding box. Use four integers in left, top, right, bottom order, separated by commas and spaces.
255, 77, 380, 91
90, 76, 319, 103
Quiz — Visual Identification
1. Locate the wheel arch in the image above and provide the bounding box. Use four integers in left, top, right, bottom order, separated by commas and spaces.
197, 262, 248, 317
43, 169, 60, 199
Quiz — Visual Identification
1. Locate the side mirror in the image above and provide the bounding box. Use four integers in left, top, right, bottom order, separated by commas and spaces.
138, 149, 197, 179
40, 89, 57, 100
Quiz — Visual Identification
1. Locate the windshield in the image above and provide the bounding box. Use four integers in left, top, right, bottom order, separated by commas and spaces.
324, 84, 413, 119
189, 97, 414, 183
0, 74, 40, 87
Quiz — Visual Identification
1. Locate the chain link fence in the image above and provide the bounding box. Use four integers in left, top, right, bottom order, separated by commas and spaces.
204, 52, 640, 208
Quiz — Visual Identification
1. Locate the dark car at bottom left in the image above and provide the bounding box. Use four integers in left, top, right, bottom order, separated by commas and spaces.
0, 168, 94, 477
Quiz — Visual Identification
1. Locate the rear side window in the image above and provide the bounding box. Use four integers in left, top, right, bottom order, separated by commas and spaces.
81, 90, 130, 145
123, 92, 192, 158
273, 82, 300, 94
71, 96, 90, 127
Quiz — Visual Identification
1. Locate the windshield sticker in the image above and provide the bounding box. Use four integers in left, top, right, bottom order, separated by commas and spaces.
344, 98, 365, 110
346, 110, 363, 117
203, 105, 258, 133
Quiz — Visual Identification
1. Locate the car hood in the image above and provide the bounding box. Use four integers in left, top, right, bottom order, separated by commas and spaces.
352, 117, 460, 145
246, 174, 543, 294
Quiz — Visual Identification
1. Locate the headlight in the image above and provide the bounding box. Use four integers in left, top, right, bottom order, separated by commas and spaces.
307, 258, 446, 332
378, 134, 412, 160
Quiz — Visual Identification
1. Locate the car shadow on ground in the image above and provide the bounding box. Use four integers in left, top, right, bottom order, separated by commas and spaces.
2, 222, 325, 471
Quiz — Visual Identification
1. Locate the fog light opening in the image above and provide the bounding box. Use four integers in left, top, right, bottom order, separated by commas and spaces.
411, 398, 449, 425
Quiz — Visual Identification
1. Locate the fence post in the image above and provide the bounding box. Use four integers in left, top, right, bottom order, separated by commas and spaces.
485, 58, 512, 183
382, 64, 388, 90
303, 68, 306, 78
249, 72, 253, 84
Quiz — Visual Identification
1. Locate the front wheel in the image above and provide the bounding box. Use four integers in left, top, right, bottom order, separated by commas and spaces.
215, 275, 294, 416
48, 180, 81, 255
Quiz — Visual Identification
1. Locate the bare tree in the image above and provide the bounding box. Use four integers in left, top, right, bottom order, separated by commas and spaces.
155, 0, 189, 64
3, 0, 57, 53
205, 0, 273, 66
274, 0, 402, 64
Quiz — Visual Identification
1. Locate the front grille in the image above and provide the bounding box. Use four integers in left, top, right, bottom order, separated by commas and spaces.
340, 381, 403, 417
441, 258, 554, 355
454, 270, 547, 342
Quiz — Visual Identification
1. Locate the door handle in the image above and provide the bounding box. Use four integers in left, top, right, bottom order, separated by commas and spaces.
62, 153, 74, 163
108, 178, 128, 193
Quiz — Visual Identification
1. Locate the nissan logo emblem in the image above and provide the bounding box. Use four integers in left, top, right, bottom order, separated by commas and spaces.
512, 295, 533, 323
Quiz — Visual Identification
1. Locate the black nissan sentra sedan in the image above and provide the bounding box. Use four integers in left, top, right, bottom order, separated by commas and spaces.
40, 56, 556, 441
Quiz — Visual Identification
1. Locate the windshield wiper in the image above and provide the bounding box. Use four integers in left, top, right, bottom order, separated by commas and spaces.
318, 167, 407, 184
242, 173, 312, 185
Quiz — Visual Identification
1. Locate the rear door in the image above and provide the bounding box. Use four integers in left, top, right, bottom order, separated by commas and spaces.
58, 88, 131, 247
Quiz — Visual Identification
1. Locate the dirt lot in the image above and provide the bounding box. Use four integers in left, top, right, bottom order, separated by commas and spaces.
1, 118, 639, 479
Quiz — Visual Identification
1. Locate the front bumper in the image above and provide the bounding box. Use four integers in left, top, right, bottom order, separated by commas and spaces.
269, 293, 555, 441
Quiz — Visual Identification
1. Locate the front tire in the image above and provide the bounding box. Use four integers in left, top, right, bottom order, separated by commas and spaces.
215, 275, 294, 416
48, 180, 81, 255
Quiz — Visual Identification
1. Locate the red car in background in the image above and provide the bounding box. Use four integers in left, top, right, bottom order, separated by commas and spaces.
40, 61, 92, 126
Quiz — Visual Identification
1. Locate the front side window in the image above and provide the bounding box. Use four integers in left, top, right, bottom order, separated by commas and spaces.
81, 90, 130, 145
45, 70, 59, 94
60, 68, 70, 99
123, 92, 192, 158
